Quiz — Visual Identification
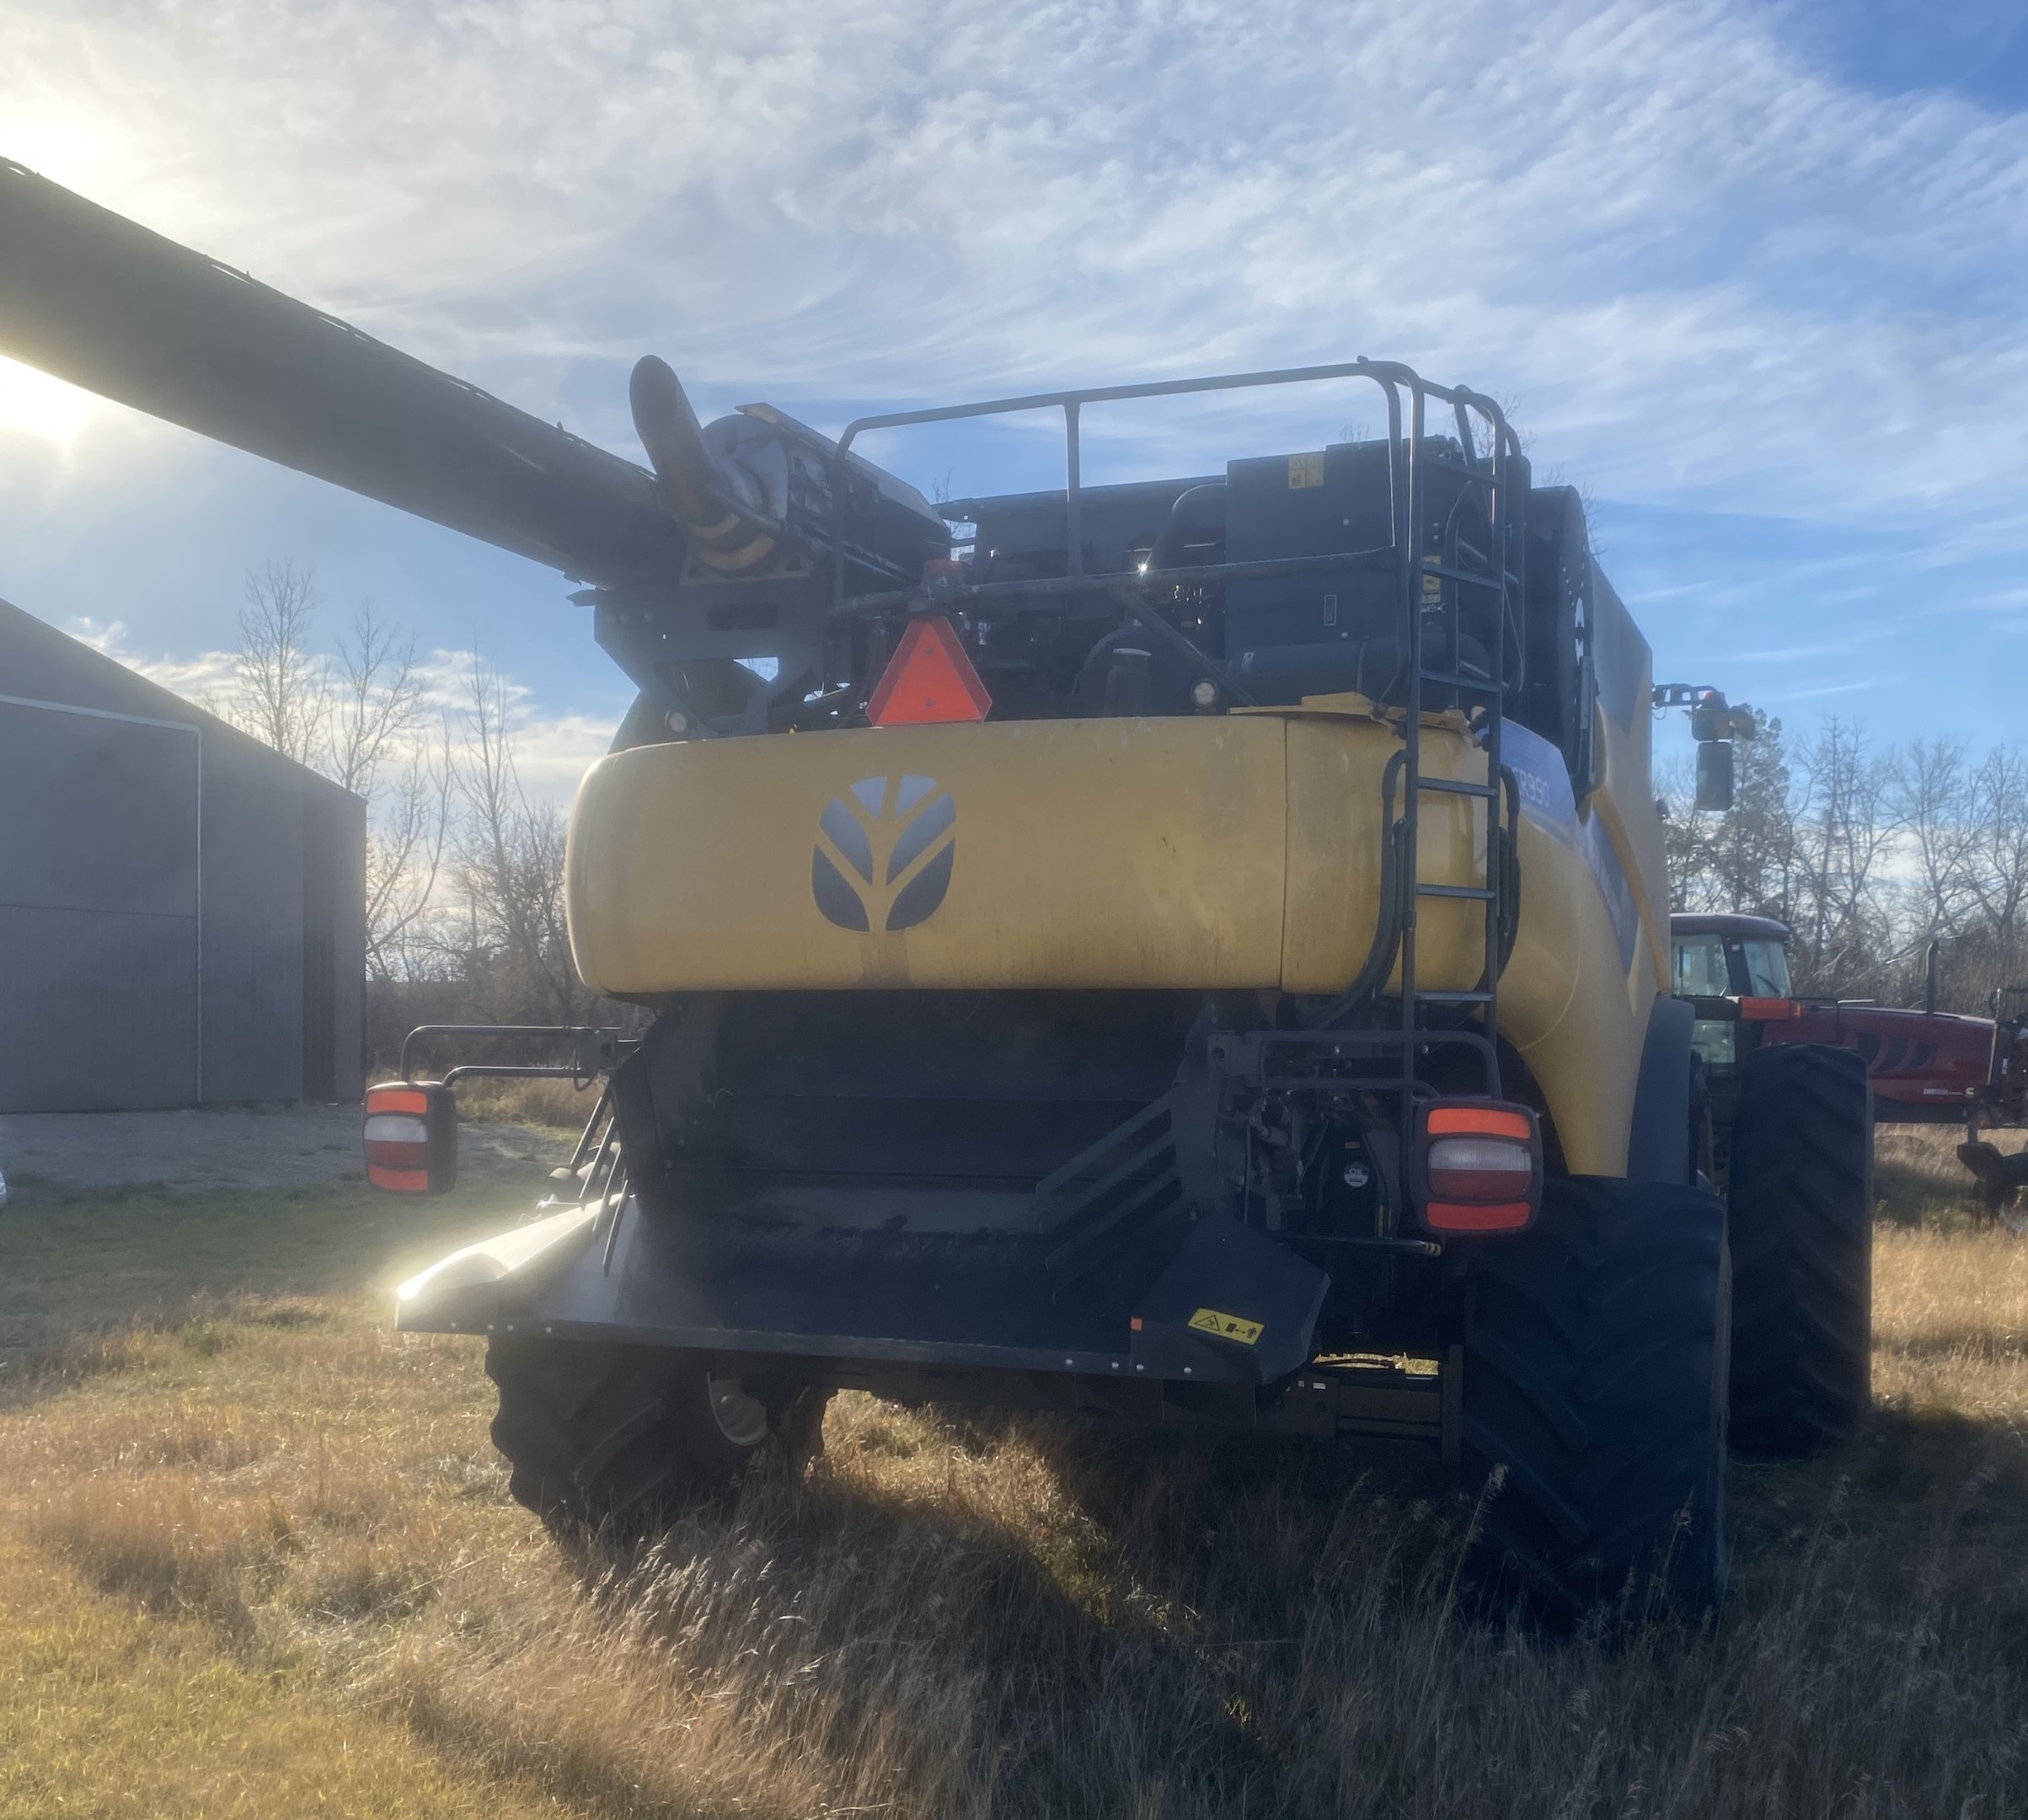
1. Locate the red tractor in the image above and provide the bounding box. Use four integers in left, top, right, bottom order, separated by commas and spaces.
1670, 914, 2028, 1216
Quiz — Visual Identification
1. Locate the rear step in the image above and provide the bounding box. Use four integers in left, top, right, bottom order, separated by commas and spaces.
1256, 1349, 1463, 1467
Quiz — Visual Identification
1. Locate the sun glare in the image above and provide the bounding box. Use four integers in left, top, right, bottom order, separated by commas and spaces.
6, 101, 136, 199
0, 356, 97, 444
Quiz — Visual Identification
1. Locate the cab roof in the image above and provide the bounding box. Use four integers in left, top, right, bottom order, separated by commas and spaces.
1669, 913, 1792, 942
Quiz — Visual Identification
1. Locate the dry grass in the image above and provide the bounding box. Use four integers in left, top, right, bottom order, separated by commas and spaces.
3, 1128, 2028, 1817
451, 1075, 604, 1133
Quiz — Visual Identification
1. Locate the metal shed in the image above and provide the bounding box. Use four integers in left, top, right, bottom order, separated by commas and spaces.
0, 597, 365, 1111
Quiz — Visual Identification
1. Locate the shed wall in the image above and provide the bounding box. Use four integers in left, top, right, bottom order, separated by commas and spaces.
199, 771, 307, 1103
1, 600, 367, 1110
0, 698, 201, 1110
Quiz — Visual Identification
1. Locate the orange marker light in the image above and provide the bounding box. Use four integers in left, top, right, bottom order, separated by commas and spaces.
1426, 1105, 1533, 1140
867, 617, 993, 727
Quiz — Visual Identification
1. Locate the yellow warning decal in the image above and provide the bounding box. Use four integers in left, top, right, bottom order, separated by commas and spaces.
1287, 452, 1324, 490
1188, 1308, 1264, 1346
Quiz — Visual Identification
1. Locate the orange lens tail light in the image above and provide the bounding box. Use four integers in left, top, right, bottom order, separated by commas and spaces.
866, 616, 993, 728
1414, 1100, 1541, 1235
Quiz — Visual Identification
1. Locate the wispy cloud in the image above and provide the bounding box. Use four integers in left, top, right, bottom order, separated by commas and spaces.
71, 619, 615, 806
7, 1, 2026, 531
5, 0, 2027, 746
66, 615, 238, 706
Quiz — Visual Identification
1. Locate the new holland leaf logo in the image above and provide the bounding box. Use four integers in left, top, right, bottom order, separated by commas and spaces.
811, 774, 957, 933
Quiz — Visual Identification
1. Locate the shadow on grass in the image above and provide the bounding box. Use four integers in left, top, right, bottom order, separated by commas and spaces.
1875, 1152, 1979, 1229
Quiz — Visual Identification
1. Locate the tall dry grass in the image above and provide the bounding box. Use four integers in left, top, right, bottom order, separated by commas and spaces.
3, 1127, 2027, 1816
451, 1074, 605, 1132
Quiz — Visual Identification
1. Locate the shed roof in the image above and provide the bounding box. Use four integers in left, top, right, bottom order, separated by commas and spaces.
0, 596, 361, 803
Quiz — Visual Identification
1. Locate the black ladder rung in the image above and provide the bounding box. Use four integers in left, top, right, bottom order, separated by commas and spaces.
1416, 989, 1495, 1005
1416, 883, 1496, 901
1414, 776, 1499, 799
1419, 560, 1502, 588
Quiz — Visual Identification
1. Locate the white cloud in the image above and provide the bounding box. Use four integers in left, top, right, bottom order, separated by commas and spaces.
62, 619, 611, 806
62, 613, 120, 654
65, 615, 238, 706
506, 712, 623, 802
412, 646, 618, 806
6, 0, 2028, 750
5, 3, 2024, 523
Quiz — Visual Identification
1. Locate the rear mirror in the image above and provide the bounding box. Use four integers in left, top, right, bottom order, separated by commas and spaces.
1694, 740, 1735, 813
363, 1081, 458, 1195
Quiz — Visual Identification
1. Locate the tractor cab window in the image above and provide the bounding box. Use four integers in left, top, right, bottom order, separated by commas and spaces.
1673, 936, 1730, 998
1738, 939, 1790, 998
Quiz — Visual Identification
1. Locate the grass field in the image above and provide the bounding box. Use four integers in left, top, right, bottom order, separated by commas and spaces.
2, 1126, 2025, 1817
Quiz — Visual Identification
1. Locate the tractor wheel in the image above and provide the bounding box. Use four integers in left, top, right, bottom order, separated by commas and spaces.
1461, 1175, 1731, 1624
485, 1338, 773, 1535
1726, 1044, 1872, 1458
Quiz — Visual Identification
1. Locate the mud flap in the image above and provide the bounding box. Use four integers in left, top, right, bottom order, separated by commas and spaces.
1129, 1212, 1329, 1384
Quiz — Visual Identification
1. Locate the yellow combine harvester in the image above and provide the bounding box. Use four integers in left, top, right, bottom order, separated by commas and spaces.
1, 159, 1874, 1622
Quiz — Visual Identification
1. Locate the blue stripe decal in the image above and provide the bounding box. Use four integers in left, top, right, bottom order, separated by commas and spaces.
1501, 720, 1639, 976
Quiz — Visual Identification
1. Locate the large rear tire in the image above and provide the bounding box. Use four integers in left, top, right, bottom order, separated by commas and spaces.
1726, 1043, 1872, 1458
1461, 1176, 1731, 1624
485, 1338, 774, 1534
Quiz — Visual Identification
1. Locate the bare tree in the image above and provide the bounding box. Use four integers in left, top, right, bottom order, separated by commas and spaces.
230, 560, 327, 764
325, 603, 423, 797
1661, 708, 2028, 1016
1965, 747, 2028, 957
1789, 720, 1896, 995
1891, 739, 1977, 942
453, 653, 581, 1025
1660, 757, 1720, 912
226, 571, 457, 996
362, 720, 456, 986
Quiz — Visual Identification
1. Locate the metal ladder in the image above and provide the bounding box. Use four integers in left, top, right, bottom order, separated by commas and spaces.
1392, 380, 1524, 1098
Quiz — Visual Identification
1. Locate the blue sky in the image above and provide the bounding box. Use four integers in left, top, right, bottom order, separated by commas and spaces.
3, 0, 2025, 791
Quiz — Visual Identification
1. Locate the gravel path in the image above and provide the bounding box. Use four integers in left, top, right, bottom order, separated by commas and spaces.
0, 1105, 569, 1196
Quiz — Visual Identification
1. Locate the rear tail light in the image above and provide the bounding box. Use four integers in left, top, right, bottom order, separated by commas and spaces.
1413, 1100, 1541, 1234
363, 1082, 458, 1195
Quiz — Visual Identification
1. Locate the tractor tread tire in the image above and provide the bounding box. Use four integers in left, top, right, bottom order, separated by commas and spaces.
485, 1338, 761, 1535
1462, 1176, 1730, 1625
1726, 1044, 1872, 1459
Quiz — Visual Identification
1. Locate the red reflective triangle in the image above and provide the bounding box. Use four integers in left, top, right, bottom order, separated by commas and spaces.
866, 615, 993, 726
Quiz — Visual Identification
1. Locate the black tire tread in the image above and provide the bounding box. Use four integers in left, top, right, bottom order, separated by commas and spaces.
1462, 1176, 1730, 1622
485, 1338, 760, 1534
1726, 1044, 1871, 1458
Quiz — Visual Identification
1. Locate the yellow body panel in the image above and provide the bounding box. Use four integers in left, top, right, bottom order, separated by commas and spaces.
570, 718, 1289, 991
1504, 802, 1641, 1175
569, 715, 1497, 998
566, 706, 1662, 1175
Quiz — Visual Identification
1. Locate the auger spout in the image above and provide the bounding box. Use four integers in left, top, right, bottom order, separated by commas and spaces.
629, 354, 781, 574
